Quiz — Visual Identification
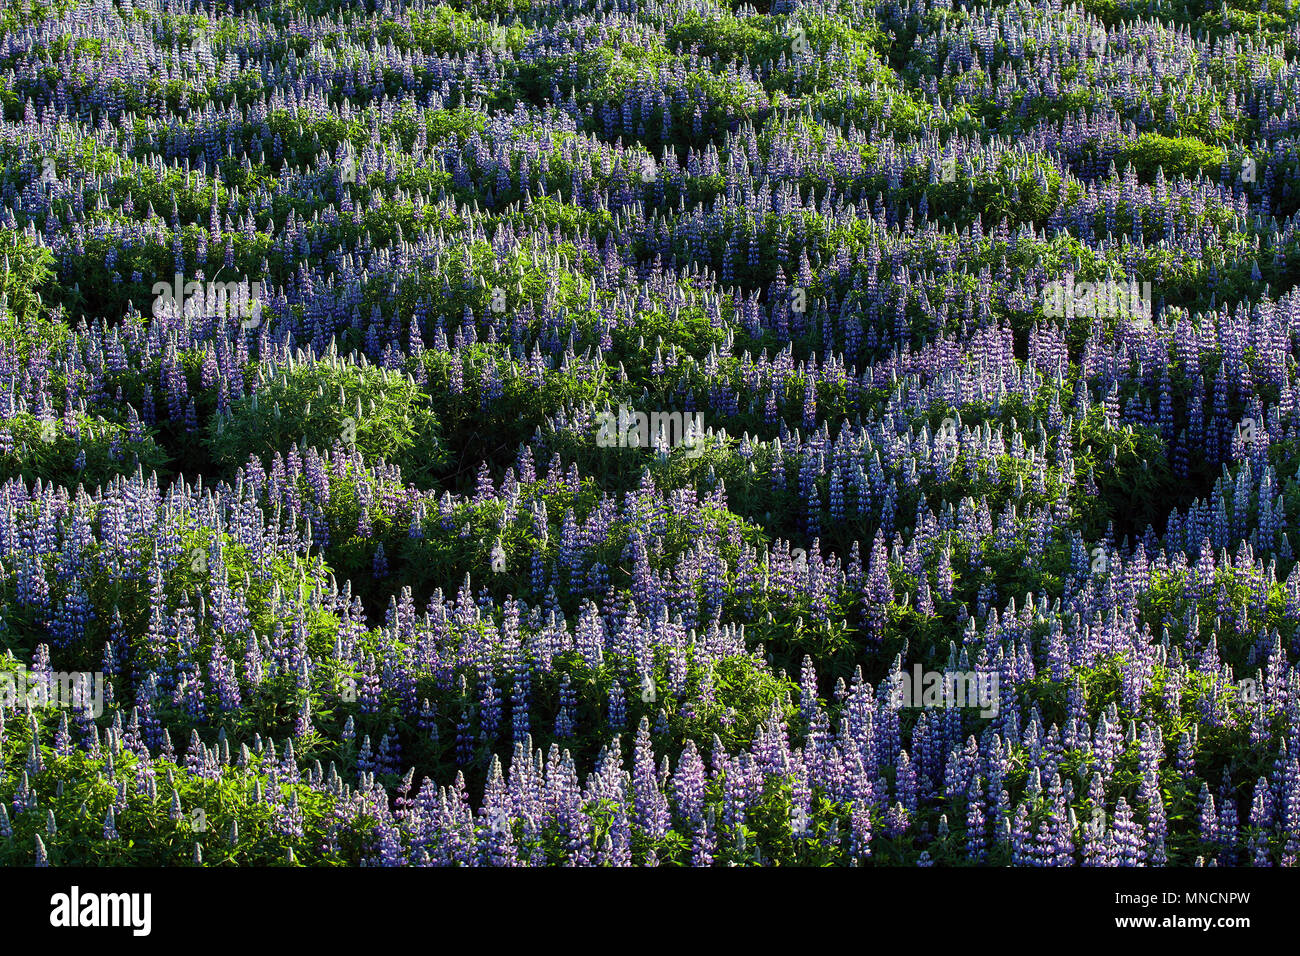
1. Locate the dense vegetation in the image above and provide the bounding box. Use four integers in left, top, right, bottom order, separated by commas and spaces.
2, 0, 1300, 866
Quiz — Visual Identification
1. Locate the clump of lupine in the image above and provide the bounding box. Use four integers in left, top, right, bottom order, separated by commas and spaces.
2, 0, 1300, 865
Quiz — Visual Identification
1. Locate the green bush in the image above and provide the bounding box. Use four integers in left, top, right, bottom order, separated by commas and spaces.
206, 352, 446, 483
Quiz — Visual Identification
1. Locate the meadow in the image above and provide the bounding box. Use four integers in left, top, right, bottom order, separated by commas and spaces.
1, 0, 1299, 866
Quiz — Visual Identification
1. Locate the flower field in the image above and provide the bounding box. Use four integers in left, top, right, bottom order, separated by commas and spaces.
2, 0, 1300, 868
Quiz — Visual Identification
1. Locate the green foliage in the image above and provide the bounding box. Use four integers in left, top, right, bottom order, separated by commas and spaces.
0, 720, 356, 865
205, 354, 446, 483
0, 412, 170, 489
0, 229, 56, 323
1114, 132, 1226, 182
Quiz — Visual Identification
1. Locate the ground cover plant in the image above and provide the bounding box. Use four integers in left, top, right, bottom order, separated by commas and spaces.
1, 0, 1300, 867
